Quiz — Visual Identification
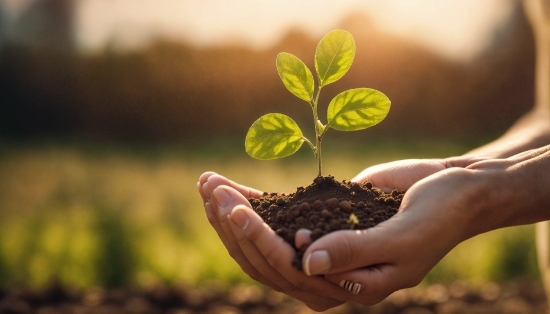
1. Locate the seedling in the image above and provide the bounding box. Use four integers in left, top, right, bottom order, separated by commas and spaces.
245, 30, 391, 177
348, 213, 359, 229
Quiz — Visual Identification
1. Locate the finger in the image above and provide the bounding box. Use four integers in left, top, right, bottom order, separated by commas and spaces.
208, 185, 279, 290
227, 204, 311, 292
198, 171, 217, 202
504, 146, 550, 164
303, 225, 423, 305
228, 204, 354, 302
323, 266, 408, 306
351, 159, 446, 191
457, 147, 550, 171
295, 229, 312, 249
444, 156, 488, 168
302, 224, 397, 276
228, 203, 344, 307
207, 174, 264, 199
465, 149, 546, 171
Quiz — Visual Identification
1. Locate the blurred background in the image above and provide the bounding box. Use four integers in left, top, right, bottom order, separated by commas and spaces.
0, 0, 541, 293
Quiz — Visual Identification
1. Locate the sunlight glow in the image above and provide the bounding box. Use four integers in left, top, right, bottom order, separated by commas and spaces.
74, 0, 517, 61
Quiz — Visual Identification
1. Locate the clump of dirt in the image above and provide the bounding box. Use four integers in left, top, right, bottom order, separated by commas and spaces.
248, 176, 404, 269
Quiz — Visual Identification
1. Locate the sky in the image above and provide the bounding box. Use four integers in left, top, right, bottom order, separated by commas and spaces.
2, 0, 518, 62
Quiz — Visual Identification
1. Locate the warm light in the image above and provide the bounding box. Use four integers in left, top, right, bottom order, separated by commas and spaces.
75, 0, 516, 61
0, 0, 517, 60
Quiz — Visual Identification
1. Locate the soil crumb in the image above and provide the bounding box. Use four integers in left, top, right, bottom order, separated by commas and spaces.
249, 176, 404, 269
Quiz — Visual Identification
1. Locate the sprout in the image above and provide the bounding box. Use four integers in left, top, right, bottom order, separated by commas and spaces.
245, 30, 391, 177
348, 213, 359, 229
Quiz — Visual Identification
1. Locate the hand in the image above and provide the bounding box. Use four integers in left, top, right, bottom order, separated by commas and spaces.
351, 157, 485, 191
300, 147, 550, 305
196, 158, 472, 308
198, 172, 352, 311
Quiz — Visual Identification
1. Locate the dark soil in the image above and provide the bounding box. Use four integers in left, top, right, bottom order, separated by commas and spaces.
248, 176, 404, 269
1, 280, 547, 314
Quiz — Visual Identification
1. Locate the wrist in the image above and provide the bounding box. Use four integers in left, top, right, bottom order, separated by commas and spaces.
464, 149, 550, 237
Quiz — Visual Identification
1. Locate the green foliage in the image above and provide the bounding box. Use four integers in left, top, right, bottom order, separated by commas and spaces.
245, 113, 305, 160
94, 206, 137, 287
276, 52, 314, 102
0, 141, 537, 288
245, 29, 391, 176
327, 88, 391, 131
315, 30, 356, 87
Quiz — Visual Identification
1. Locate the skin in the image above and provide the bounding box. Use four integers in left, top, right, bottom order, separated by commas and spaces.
198, 0, 550, 307
198, 106, 550, 311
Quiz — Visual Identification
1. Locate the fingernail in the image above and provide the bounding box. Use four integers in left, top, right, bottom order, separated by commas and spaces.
230, 206, 250, 230
202, 182, 212, 200
340, 280, 362, 295
213, 187, 231, 208
295, 229, 312, 249
303, 250, 330, 276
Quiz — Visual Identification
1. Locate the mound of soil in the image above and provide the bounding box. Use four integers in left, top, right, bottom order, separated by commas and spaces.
248, 176, 404, 269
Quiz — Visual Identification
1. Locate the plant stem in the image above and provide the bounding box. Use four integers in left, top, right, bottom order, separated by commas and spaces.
311, 86, 323, 177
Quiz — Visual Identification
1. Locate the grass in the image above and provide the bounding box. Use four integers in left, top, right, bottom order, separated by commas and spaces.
0, 137, 541, 289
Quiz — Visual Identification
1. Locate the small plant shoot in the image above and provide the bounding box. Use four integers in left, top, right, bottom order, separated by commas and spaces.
245, 30, 391, 176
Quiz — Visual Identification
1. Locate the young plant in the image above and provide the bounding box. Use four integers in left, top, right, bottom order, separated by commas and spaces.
245, 30, 391, 177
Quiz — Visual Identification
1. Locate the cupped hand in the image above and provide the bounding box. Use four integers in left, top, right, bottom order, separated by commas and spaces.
196, 158, 471, 307
302, 167, 475, 305
198, 172, 355, 311
300, 148, 550, 306
195, 156, 505, 308
351, 157, 485, 191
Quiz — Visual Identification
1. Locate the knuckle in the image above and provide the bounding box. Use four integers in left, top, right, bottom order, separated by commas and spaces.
336, 234, 360, 268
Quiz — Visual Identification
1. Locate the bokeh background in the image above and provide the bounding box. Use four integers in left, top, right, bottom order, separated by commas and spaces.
0, 0, 542, 291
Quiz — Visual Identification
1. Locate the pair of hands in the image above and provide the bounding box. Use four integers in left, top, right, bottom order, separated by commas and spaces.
197, 147, 550, 311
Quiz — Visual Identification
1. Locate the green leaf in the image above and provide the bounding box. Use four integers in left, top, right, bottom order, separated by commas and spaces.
276, 53, 314, 102
327, 88, 391, 131
245, 113, 305, 160
315, 30, 355, 87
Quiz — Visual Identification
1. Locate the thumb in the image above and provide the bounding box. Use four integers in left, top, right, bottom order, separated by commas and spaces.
301, 220, 417, 301
302, 223, 396, 276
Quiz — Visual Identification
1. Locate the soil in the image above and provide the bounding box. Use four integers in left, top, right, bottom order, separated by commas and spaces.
248, 176, 404, 269
1, 280, 547, 314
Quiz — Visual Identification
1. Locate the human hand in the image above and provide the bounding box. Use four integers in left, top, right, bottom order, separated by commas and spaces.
196, 158, 484, 308
300, 147, 550, 305
198, 172, 360, 311
351, 157, 484, 191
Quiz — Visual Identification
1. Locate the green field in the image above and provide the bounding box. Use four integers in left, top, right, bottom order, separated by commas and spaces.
0, 137, 540, 289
